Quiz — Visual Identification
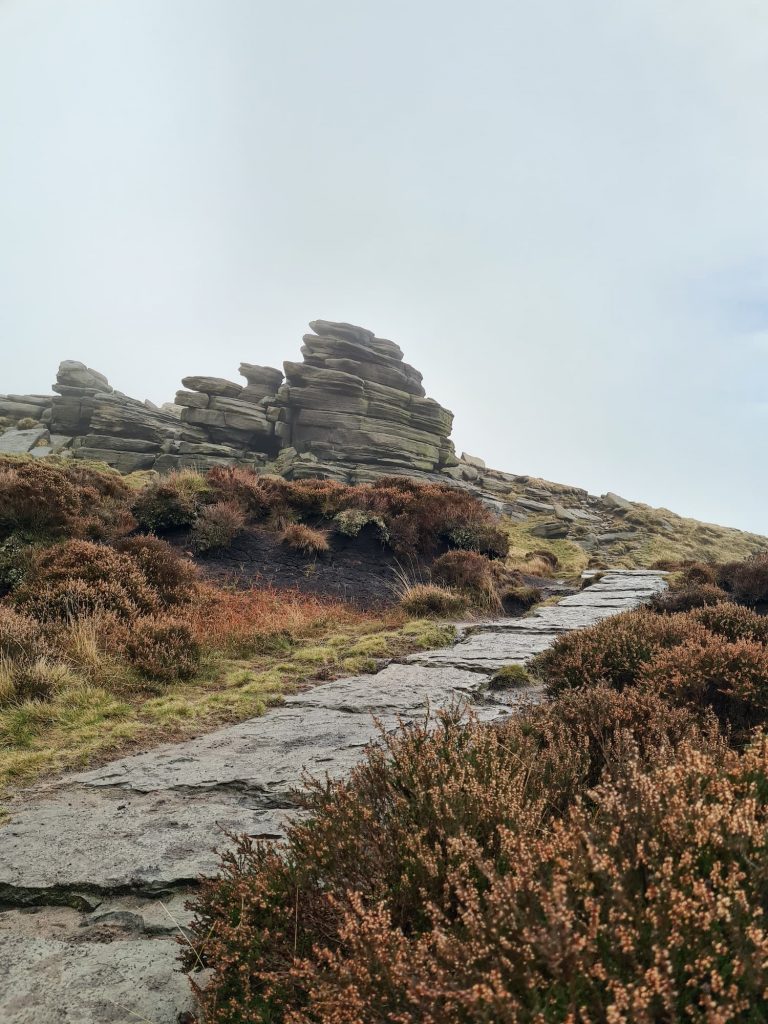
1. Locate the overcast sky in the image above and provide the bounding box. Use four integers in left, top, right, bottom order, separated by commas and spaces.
2, 1, 768, 532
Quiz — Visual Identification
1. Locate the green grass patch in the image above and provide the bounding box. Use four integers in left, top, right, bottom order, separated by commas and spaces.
0, 617, 455, 795
502, 517, 589, 576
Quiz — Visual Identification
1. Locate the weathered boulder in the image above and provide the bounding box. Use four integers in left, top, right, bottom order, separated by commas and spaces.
54, 360, 112, 394
181, 376, 243, 398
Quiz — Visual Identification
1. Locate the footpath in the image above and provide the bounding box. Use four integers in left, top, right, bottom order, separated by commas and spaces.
0, 569, 666, 1024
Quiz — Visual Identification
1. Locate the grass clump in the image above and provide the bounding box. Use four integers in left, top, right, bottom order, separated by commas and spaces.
489, 663, 532, 690
333, 508, 389, 542
399, 583, 467, 618
503, 517, 588, 576
281, 524, 330, 555
191, 500, 247, 553
499, 583, 542, 614
430, 550, 499, 608
131, 469, 208, 531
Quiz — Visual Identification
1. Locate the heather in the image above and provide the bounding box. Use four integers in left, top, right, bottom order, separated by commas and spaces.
0, 458, 488, 788
186, 555, 768, 1023
185, 687, 768, 1023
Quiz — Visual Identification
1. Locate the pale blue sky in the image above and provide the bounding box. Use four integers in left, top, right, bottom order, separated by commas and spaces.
2, 1, 768, 532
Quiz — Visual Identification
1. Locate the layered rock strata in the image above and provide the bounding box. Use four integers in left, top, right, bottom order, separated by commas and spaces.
279, 320, 456, 476
0, 321, 456, 478
175, 365, 282, 456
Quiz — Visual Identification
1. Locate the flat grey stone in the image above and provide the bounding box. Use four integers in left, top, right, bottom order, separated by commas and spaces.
0, 787, 294, 894
0, 929, 195, 1024
0, 428, 48, 453
72, 664, 487, 796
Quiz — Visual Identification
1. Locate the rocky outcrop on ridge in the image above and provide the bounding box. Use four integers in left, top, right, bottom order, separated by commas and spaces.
3, 321, 768, 569
175, 366, 283, 456
0, 320, 456, 479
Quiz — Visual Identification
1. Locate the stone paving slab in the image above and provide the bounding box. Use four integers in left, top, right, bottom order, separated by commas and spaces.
0, 568, 665, 1024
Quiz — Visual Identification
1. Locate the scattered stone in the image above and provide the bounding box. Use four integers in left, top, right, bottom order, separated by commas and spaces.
515, 497, 555, 513
530, 520, 570, 539
603, 491, 632, 511
181, 376, 243, 399
461, 452, 486, 470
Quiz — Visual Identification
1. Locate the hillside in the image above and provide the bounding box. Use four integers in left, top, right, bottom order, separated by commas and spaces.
1, 318, 766, 570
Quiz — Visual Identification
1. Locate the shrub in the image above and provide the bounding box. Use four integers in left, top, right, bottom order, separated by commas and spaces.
122, 615, 200, 681
190, 501, 246, 554
692, 601, 768, 644
431, 550, 496, 599
489, 663, 531, 689
115, 535, 198, 604
186, 689, 723, 1022
640, 634, 768, 733
0, 534, 34, 593
333, 509, 389, 542
399, 583, 467, 618
532, 608, 705, 694
0, 605, 42, 662
719, 553, 768, 605
206, 466, 281, 517
131, 470, 206, 532
680, 561, 718, 586
16, 417, 39, 429
649, 581, 727, 613
362, 477, 508, 558
0, 456, 133, 541
286, 479, 350, 518
447, 523, 509, 559
16, 577, 148, 623
281, 524, 329, 555
14, 540, 159, 621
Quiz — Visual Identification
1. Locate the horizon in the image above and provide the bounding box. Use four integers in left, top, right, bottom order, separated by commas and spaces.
3, 1, 768, 533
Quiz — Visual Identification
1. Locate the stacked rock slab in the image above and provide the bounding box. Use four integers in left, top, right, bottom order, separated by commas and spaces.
46, 361, 258, 474
176, 364, 283, 456
279, 321, 456, 478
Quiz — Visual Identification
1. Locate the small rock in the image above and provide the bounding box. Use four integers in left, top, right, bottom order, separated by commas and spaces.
461, 452, 486, 470
603, 491, 632, 511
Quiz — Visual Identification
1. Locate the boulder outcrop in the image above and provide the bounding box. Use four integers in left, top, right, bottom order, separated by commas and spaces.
0, 322, 457, 479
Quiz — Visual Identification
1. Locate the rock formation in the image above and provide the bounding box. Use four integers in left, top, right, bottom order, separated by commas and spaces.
277, 320, 456, 479
0, 320, 457, 480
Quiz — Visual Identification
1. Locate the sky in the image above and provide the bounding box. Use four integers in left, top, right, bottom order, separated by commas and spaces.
2, 1, 768, 533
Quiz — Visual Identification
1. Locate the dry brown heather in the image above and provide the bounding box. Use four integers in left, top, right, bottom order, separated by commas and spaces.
184, 566, 768, 1023
185, 687, 768, 1023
